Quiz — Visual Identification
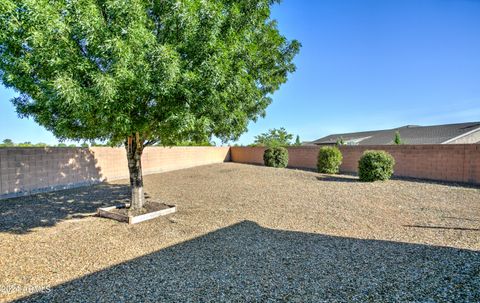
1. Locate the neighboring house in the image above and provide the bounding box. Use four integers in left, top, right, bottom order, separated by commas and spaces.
309, 122, 480, 146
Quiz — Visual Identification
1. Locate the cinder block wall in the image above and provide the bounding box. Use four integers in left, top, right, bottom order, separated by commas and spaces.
0, 147, 230, 199
338, 145, 480, 184
230, 145, 480, 184
1, 144, 479, 199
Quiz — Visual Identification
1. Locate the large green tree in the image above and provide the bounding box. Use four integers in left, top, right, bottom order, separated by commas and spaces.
0, 0, 299, 209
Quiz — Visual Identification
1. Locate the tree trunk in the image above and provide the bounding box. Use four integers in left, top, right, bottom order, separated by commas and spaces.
126, 133, 145, 210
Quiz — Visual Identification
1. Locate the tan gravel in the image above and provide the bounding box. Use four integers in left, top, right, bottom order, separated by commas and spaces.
0, 163, 479, 302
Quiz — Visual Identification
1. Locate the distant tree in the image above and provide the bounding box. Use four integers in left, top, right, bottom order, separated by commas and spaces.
393, 132, 403, 145
156, 139, 214, 146
0, 0, 299, 210
336, 137, 345, 146
2, 139, 14, 147
1, 140, 50, 147
80, 143, 89, 148
294, 135, 301, 146
92, 142, 108, 147
89, 141, 108, 147
253, 128, 294, 147
17, 141, 33, 147
68, 144, 77, 147
180, 140, 214, 146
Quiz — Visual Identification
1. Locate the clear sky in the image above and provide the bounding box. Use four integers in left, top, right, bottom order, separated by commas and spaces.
1, 0, 480, 145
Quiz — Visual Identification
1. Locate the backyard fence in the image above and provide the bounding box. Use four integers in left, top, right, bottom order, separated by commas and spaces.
1, 144, 479, 199
0, 147, 230, 199
230, 145, 480, 184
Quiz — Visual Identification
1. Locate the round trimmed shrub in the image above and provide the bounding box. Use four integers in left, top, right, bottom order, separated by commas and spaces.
317, 146, 343, 174
263, 147, 289, 168
358, 150, 395, 182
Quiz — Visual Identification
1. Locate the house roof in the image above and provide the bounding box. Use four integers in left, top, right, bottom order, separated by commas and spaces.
311, 122, 480, 145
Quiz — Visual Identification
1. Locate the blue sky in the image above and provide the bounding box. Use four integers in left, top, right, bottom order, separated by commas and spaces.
1, 0, 480, 145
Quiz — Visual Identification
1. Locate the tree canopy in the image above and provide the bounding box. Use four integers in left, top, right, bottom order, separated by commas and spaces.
252, 127, 295, 147
1, 139, 14, 146
0, 139, 77, 147
0, 0, 299, 209
0, 0, 300, 146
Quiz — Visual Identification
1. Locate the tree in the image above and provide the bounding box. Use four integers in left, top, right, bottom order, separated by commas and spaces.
2, 139, 14, 147
155, 139, 214, 146
57, 143, 68, 147
0, 139, 50, 147
336, 137, 345, 146
253, 128, 294, 147
393, 131, 403, 145
294, 135, 301, 146
175, 140, 214, 146
17, 141, 33, 147
0, 0, 300, 210
89, 141, 108, 147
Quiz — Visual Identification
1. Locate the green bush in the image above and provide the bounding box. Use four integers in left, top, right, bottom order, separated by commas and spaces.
358, 150, 395, 182
263, 147, 289, 168
317, 146, 343, 174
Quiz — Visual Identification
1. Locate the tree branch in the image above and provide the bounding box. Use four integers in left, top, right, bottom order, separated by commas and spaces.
144, 139, 158, 147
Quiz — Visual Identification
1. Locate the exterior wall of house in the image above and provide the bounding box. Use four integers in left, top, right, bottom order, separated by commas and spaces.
230, 145, 480, 184
0, 147, 230, 199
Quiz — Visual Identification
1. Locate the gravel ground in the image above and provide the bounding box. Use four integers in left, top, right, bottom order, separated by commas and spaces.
0, 163, 479, 302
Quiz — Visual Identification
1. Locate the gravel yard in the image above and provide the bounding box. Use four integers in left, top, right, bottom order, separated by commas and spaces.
1, 163, 479, 302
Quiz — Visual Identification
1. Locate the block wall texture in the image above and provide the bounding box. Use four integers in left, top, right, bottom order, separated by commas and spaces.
230, 145, 480, 185
1, 144, 479, 199
0, 147, 230, 199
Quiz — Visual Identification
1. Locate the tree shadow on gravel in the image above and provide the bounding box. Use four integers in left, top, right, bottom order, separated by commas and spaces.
14, 221, 480, 303
0, 184, 130, 234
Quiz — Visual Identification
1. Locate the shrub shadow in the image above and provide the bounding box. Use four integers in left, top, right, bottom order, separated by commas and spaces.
0, 183, 130, 234
14, 221, 480, 302
403, 225, 480, 231
389, 176, 480, 189
316, 175, 358, 183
